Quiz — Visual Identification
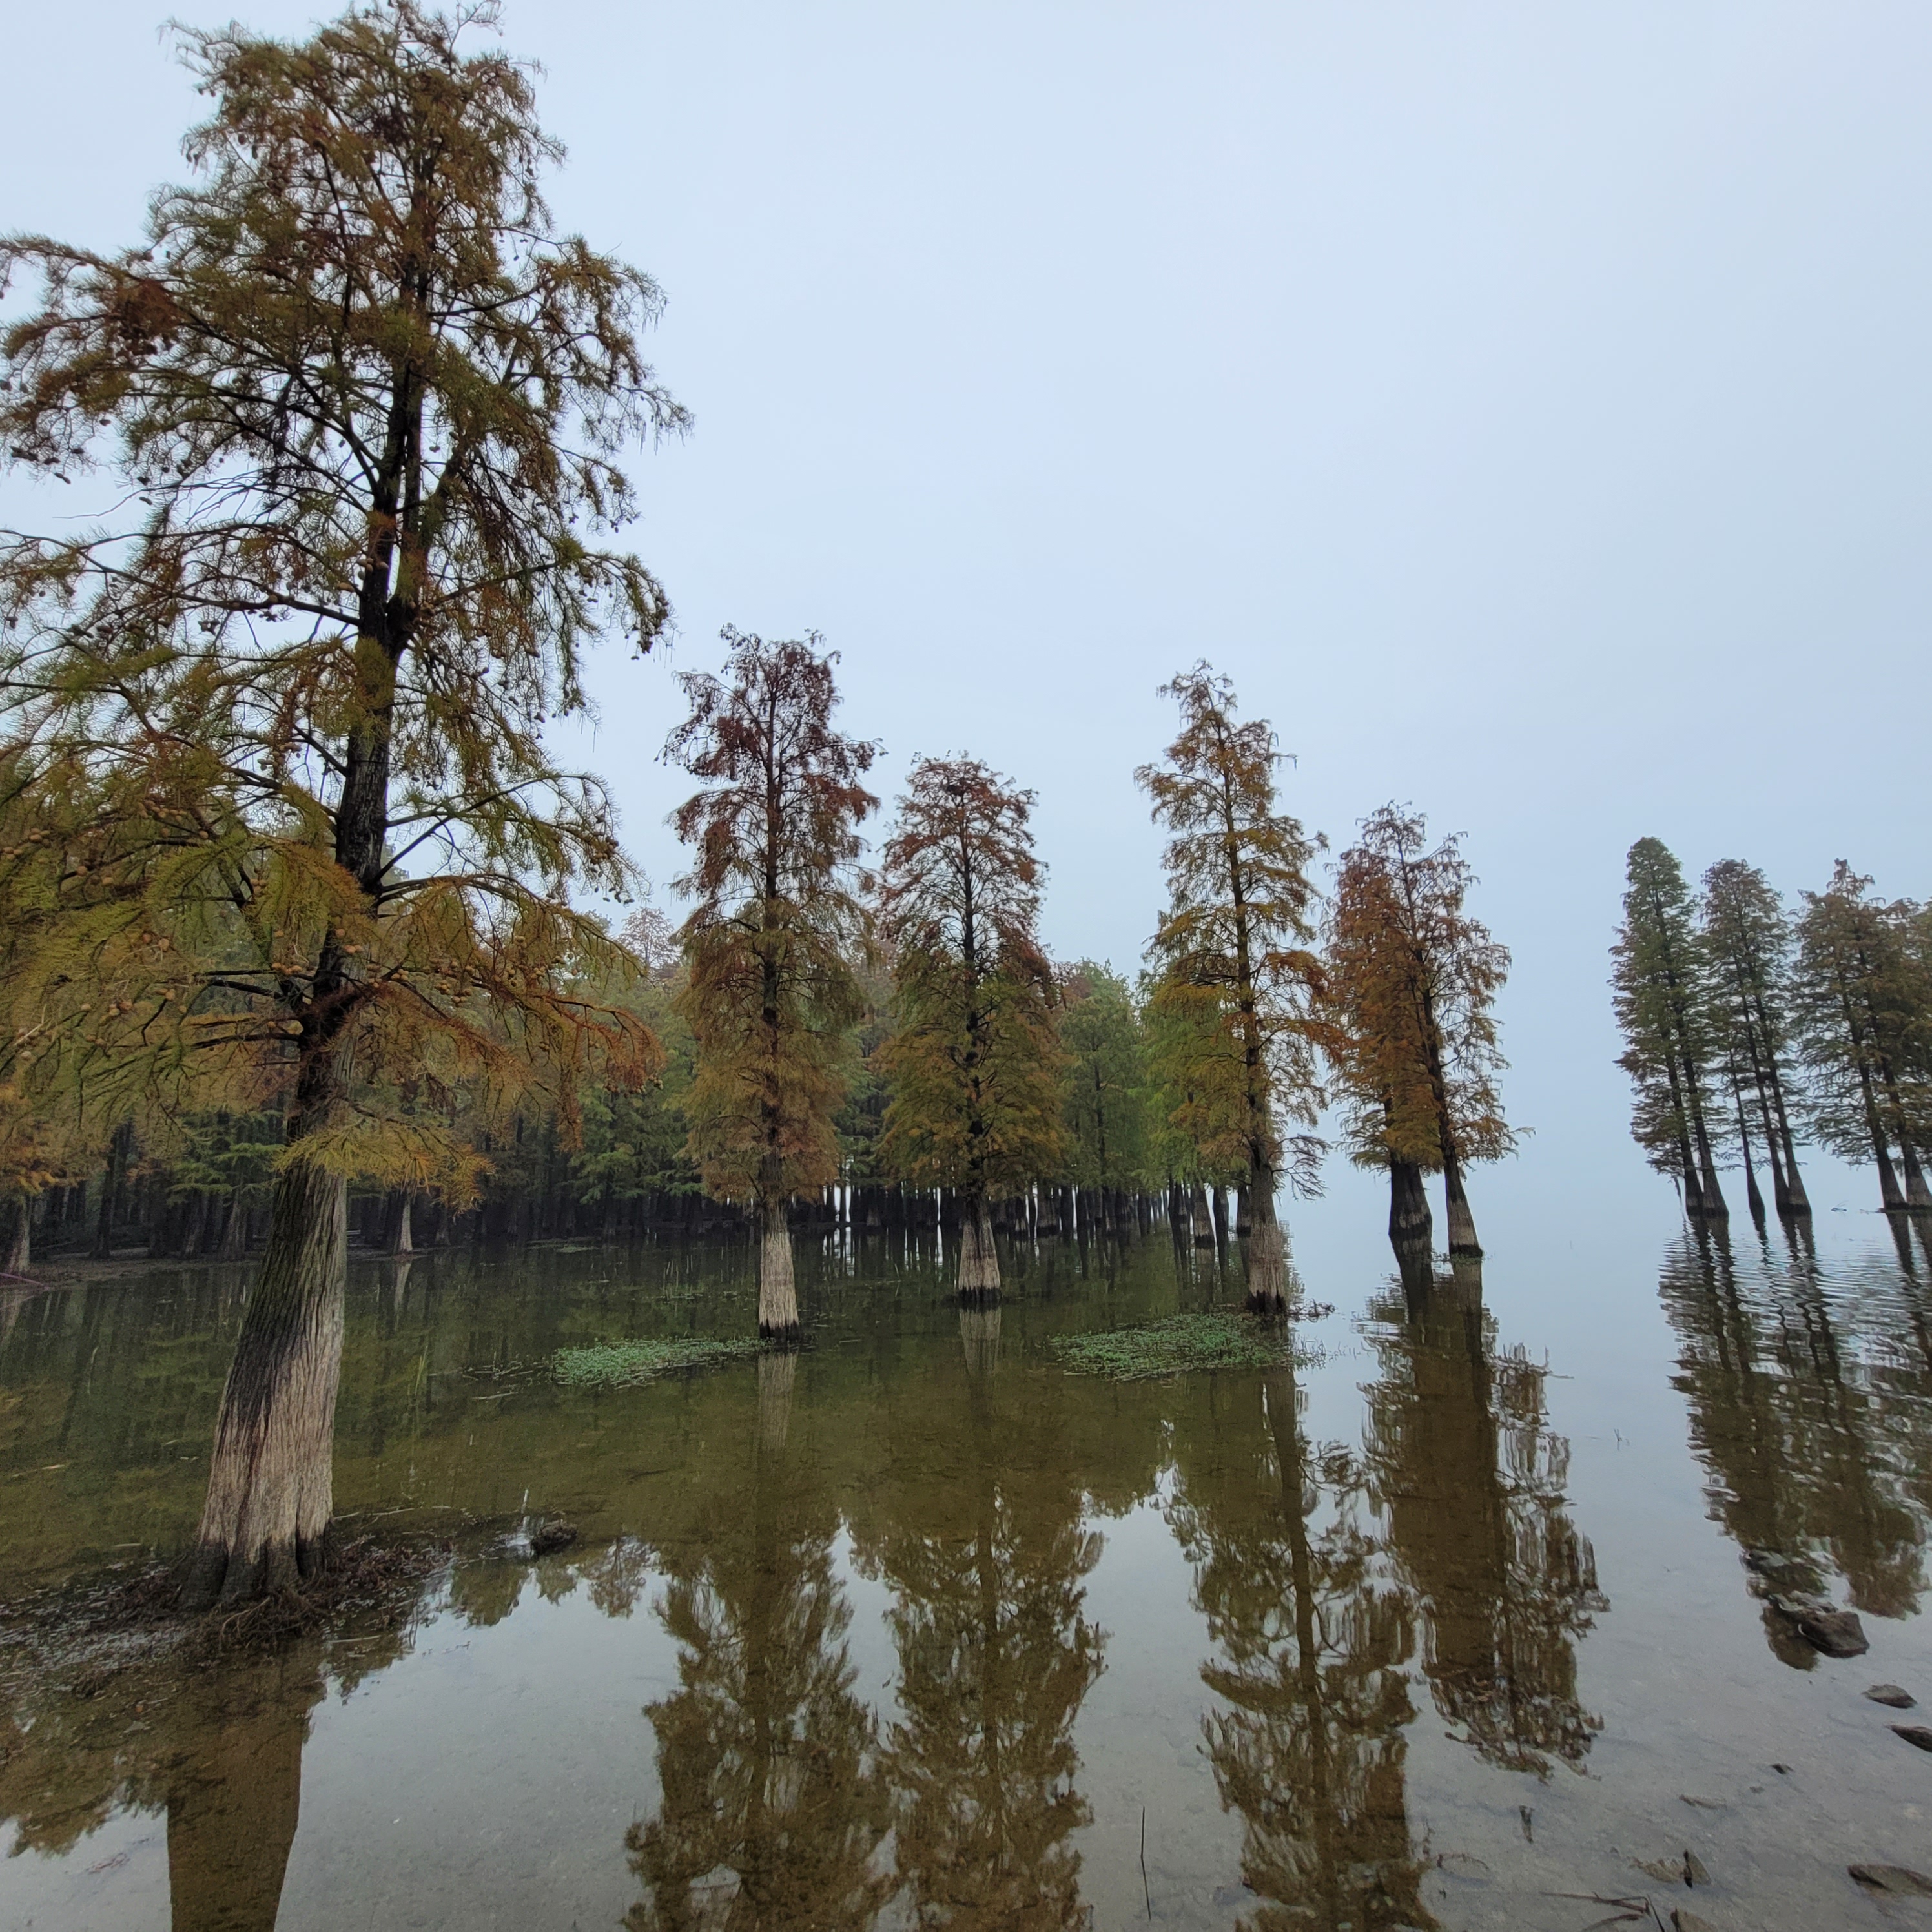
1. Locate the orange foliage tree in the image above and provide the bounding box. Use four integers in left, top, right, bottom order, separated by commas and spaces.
666, 630, 878, 1339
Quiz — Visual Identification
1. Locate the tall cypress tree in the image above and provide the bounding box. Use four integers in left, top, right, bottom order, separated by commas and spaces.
1319, 807, 1515, 1261
1700, 860, 1811, 1218
1610, 839, 1727, 1218
0, 3, 682, 1603
1137, 665, 1324, 1313
1793, 863, 1932, 1213
666, 630, 879, 1339
876, 757, 1067, 1302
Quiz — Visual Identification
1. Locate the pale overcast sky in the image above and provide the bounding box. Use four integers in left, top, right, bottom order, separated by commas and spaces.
6, 1, 1928, 1208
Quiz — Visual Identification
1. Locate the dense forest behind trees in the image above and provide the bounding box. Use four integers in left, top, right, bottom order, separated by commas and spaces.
1612, 839, 1932, 1220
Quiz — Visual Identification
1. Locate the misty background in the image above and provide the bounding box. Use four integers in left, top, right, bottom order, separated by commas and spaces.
8, 0, 1927, 1260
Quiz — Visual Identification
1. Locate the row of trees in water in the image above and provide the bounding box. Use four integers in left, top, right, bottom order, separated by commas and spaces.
0, 2, 1521, 1603
1612, 839, 1932, 1220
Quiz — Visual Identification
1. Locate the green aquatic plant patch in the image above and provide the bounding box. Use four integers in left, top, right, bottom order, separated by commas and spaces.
552, 1335, 767, 1388
1049, 1311, 1313, 1382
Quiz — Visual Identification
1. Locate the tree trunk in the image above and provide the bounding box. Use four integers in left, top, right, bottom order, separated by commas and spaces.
93, 1121, 129, 1259
1733, 1086, 1766, 1225
0, 1193, 28, 1277
957, 1194, 1001, 1304
1901, 1140, 1932, 1214
219, 1187, 248, 1260
1686, 1087, 1728, 1219
1441, 1149, 1481, 1256
1235, 1183, 1252, 1236
1780, 1125, 1812, 1215
1211, 1185, 1231, 1246
758, 1191, 800, 1341
1244, 1163, 1290, 1313
1388, 1158, 1433, 1254
389, 1189, 415, 1255
1191, 1180, 1216, 1247
182, 1160, 346, 1608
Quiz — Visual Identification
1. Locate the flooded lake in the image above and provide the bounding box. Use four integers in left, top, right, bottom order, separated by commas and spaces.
5, 1175, 1932, 1931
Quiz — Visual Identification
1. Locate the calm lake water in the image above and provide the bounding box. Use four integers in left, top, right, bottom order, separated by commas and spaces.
4, 1176, 1932, 1931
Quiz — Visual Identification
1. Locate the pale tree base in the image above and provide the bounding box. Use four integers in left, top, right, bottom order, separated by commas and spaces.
1444, 1196, 1483, 1257
957, 1202, 1001, 1305
181, 1163, 347, 1610
1245, 1216, 1291, 1315
391, 1191, 414, 1255
759, 1206, 800, 1342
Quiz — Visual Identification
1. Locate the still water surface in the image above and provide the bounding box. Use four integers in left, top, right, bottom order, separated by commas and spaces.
3, 1195, 1932, 1930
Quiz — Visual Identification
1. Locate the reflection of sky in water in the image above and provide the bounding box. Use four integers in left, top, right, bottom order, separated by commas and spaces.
3, 1171, 1931, 1930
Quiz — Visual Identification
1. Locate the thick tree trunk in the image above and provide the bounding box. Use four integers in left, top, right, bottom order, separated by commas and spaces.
1388, 1158, 1433, 1253
1901, 1140, 1932, 1214
957, 1194, 1001, 1304
1687, 1094, 1728, 1219
0, 1193, 28, 1277
182, 1160, 346, 1608
1441, 1149, 1481, 1256
1191, 1180, 1216, 1247
1211, 1185, 1231, 1246
758, 1192, 800, 1341
1235, 1183, 1252, 1237
1244, 1164, 1290, 1313
389, 1190, 414, 1255
1781, 1127, 1812, 1215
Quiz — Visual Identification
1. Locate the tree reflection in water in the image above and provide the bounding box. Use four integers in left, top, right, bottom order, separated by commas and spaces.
1169, 1357, 1435, 1932
870, 1304, 1106, 1932
0, 1631, 405, 1932
1660, 1224, 1932, 1658
1366, 1264, 1605, 1777
625, 1354, 894, 1931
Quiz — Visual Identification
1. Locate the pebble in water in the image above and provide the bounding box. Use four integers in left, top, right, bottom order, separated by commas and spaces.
1866, 1683, 1918, 1709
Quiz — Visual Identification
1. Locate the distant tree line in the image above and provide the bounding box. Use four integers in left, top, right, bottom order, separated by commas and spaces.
1612, 839, 1932, 1220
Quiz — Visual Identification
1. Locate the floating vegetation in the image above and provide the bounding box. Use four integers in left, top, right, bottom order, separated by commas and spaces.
1050, 1311, 1316, 1382
552, 1335, 767, 1389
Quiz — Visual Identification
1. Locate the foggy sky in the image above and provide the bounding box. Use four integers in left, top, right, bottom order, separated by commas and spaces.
7, 1, 1928, 1214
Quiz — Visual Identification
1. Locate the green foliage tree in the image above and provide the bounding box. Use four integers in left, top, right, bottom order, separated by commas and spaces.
1137, 664, 1323, 1313
0, 1, 679, 1601
1793, 863, 1932, 1213
1700, 860, 1812, 1218
1610, 839, 1727, 1220
1319, 806, 1515, 1261
876, 757, 1067, 1302
666, 630, 878, 1337
1056, 962, 1152, 1204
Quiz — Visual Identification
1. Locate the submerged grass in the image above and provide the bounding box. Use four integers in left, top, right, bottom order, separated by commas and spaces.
551, 1335, 766, 1389
1050, 1311, 1315, 1382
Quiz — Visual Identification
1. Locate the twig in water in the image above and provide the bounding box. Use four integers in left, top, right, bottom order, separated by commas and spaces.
1140, 1805, 1151, 1920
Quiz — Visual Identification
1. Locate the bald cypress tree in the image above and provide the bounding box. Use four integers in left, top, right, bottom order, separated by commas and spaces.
0, 3, 679, 1601
1321, 807, 1515, 1260
1793, 863, 1932, 1213
1611, 839, 1727, 1218
876, 758, 1067, 1302
1138, 665, 1324, 1313
667, 630, 879, 1339
1700, 860, 1811, 1217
